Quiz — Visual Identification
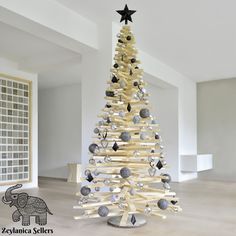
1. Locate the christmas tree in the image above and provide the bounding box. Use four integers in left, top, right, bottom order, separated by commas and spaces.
74, 5, 181, 228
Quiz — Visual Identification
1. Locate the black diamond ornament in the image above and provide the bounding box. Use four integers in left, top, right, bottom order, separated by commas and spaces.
156, 160, 163, 170
131, 214, 136, 225
112, 142, 119, 151
111, 76, 119, 83
127, 103, 131, 112
86, 173, 94, 182
171, 200, 178, 205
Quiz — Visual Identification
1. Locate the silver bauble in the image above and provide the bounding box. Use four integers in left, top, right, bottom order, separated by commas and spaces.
89, 143, 99, 154
133, 115, 140, 124
140, 108, 150, 118
120, 167, 131, 178
120, 131, 131, 142
98, 206, 109, 217
157, 199, 169, 210
140, 132, 147, 140
119, 111, 125, 117
80, 186, 91, 196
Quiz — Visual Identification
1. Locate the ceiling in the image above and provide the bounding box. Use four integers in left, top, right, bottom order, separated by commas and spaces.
56, 0, 236, 82
0, 21, 82, 89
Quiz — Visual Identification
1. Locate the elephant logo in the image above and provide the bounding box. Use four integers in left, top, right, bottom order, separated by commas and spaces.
2, 184, 53, 226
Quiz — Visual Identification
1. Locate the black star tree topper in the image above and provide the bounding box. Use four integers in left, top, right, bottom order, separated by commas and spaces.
116, 4, 136, 25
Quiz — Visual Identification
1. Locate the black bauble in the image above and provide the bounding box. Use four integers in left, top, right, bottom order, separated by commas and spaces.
114, 63, 119, 68
106, 91, 115, 97
126, 35, 132, 41
131, 58, 136, 63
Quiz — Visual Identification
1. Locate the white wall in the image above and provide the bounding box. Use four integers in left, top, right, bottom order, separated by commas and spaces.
197, 78, 236, 181
81, 20, 112, 166
147, 83, 179, 181
0, 57, 38, 192
38, 83, 81, 179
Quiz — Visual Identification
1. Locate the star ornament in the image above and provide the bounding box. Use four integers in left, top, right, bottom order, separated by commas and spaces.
116, 4, 136, 25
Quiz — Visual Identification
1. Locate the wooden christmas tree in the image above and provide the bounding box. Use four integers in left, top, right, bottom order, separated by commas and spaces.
74, 5, 181, 228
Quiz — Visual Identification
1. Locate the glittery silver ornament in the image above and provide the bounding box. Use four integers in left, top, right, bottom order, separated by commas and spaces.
78, 199, 83, 206
104, 156, 111, 163
118, 203, 126, 209
148, 167, 156, 177
140, 132, 147, 140
161, 173, 171, 183
151, 119, 158, 124
101, 139, 108, 149
144, 205, 152, 214
157, 199, 169, 210
103, 179, 111, 185
94, 128, 100, 134
120, 132, 131, 142
80, 186, 91, 196
163, 182, 171, 190
109, 187, 114, 192
149, 161, 156, 168
136, 182, 144, 188
148, 156, 155, 162
129, 188, 136, 196
111, 194, 119, 202
89, 158, 95, 165
141, 88, 146, 94
120, 167, 131, 178
119, 80, 126, 88
84, 169, 91, 176
98, 206, 109, 217
140, 108, 150, 118
133, 115, 140, 124
99, 120, 105, 126
119, 111, 125, 117
93, 169, 100, 176
133, 150, 140, 157
133, 93, 138, 100
111, 124, 117, 130
95, 187, 100, 192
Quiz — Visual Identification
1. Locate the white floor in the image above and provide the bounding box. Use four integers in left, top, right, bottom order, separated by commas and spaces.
0, 178, 235, 236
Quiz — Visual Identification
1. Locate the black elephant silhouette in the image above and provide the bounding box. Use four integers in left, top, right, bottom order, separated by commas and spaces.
2, 184, 53, 226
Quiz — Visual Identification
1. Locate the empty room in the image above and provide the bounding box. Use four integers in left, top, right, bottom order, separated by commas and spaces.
0, 1, 235, 236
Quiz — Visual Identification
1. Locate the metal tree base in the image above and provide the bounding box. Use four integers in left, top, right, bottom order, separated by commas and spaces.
107, 214, 147, 228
